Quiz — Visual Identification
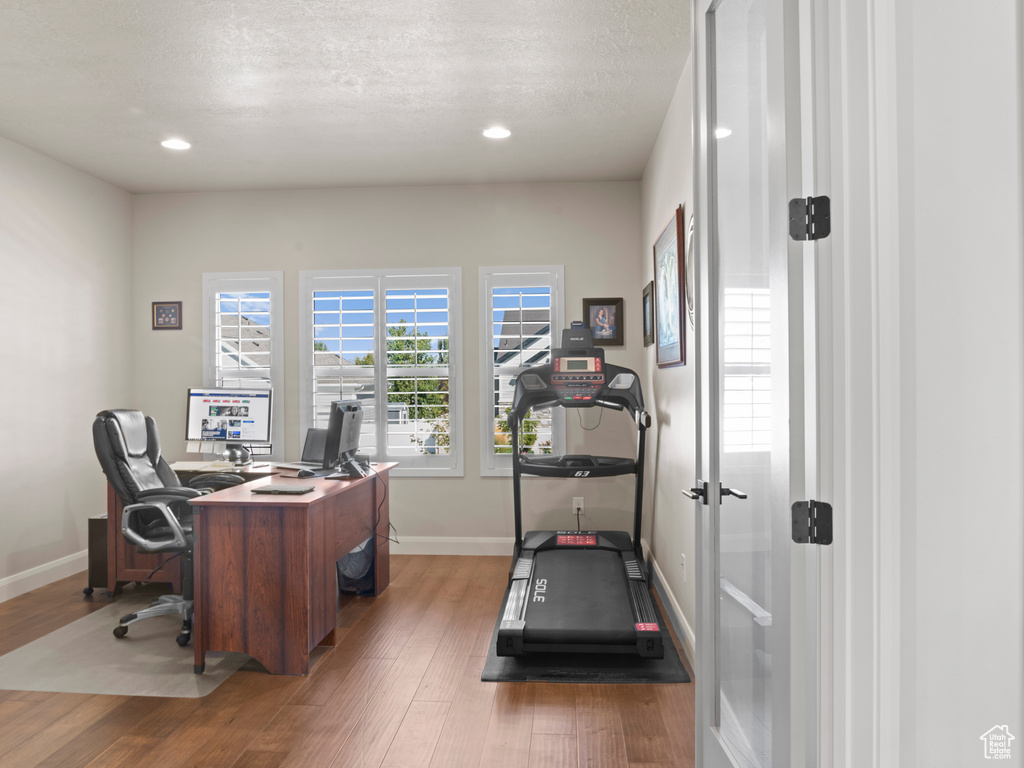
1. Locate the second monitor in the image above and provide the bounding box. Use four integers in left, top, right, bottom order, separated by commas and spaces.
325, 400, 369, 478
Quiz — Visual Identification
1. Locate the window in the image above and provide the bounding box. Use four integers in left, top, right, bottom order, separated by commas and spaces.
479, 266, 565, 476
202, 272, 284, 458
722, 287, 771, 452
299, 269, 462, 476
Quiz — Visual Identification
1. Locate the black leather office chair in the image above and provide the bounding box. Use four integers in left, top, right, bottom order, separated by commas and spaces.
92, 409, 243, 646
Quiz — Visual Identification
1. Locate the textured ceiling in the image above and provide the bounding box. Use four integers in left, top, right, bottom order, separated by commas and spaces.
0, 1, 690, 193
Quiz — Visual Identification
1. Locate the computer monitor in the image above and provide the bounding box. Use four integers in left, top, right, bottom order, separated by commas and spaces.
324, 400, 367, 477
186, 388, 273, 464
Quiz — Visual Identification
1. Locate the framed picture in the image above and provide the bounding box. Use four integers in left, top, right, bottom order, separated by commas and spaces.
583, 297, 624, 346
654, 205, 685, 366
152, 301, 182, 330
642, 281, 655, 347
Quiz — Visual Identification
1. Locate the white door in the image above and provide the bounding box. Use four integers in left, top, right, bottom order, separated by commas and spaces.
692, 0, 823, 765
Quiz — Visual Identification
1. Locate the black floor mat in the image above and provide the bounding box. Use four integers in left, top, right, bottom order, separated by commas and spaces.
481, 585, 691, 684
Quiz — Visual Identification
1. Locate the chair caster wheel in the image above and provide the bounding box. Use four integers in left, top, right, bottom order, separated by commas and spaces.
176, 633, 190, 647
113, 626, 128, 638
83, 587, 94, 596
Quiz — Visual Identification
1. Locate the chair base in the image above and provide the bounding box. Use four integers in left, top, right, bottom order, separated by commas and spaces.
113, 594, 193, 646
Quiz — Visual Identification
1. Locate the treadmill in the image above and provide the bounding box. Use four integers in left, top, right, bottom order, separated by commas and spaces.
497, 323, 664, 658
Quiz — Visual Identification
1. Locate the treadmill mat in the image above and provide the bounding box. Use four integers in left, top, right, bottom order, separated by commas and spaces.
482, 583, 691, 684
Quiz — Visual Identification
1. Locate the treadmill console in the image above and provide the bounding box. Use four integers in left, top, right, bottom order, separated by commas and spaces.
551, 349, 605, 403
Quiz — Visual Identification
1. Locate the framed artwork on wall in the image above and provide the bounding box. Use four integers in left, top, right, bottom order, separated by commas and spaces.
654, 205, 685, 366
582, 297, 624, 346
642, 281, 654, 347
152, 301, 182, 330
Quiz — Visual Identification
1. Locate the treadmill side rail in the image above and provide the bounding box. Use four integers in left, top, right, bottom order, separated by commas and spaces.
498, 556, 534, 656
628, 579, 665, 658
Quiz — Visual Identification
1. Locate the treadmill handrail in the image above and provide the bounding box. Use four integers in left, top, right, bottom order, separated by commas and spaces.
509, 343, 649, 552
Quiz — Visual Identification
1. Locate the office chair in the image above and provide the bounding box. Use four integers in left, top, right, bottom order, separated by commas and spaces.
92, 409, 243, 646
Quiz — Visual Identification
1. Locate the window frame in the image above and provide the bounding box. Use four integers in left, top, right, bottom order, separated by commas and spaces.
479, 265, 566, 477
299, 267, 463, 477
201, 271, 285, 461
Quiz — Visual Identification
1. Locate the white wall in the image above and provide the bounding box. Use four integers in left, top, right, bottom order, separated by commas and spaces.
130, 182, 646, 552
639, 59, 696, 661
898, 2, 1023, 763
831, 0, 1024, 764
0, 136, 133, 599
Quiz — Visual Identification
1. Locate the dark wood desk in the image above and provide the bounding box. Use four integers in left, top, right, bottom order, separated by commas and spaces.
103, 463, 278, 595
189, 464, 394, 675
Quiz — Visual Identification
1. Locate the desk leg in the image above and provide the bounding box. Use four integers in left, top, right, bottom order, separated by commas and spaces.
193, 512, 206, 675
318, 628, 337, 647
106, 485, 120, 595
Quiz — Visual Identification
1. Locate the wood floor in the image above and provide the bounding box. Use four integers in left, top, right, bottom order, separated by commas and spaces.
0, 555, 695, 768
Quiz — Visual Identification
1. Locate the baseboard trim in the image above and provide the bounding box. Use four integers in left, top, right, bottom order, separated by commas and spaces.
390, 536, 515, 556
645, 542, 697, 668
0, 550, 88, 604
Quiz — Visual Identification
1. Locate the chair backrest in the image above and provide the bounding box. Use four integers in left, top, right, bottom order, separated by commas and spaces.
93, 409, 181, 505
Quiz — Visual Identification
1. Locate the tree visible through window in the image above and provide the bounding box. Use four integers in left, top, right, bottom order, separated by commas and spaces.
353, 320, 450, 453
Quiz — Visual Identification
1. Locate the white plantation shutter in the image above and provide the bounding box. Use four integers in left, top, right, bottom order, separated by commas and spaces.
384, 280, 452, 460
300, 268, 462, 476
722, 287, 771, 452
479, 266, 565, 476
202, 272, 284, 458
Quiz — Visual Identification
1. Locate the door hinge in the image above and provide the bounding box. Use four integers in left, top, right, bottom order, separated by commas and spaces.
791, 500, 833, 545
789, 195, 831, 241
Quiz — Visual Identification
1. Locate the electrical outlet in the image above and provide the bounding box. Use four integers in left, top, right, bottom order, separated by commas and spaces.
681, 553, 686, 582
573, 497, 584, 516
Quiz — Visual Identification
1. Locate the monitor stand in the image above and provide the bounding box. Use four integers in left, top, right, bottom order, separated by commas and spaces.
223, 443, 252, 466
336, 456, 370, 478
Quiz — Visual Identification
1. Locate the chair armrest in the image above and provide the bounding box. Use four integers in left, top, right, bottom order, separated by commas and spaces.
136, 487, 202, 502
188, 473, 246, 492
121, 502, 189, 552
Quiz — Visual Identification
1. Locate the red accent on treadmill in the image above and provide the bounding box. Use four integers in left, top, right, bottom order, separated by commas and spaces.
557, 534, 597, 546
635, 622, 660, 632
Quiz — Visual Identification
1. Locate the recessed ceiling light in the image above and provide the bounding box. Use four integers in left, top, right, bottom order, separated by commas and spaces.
714, 128, 732, 139
161, 138, 191, 150
483, 126, 511, 139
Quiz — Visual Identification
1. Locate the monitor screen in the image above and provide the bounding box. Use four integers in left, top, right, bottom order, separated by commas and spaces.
186, 388, 273, 445
324, 400, 363, 469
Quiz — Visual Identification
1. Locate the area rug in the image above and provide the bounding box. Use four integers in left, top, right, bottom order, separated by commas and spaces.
0, 595, 248, 697
481, 590, 691, 684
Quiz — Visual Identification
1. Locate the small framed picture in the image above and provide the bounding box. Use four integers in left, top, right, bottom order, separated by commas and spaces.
583, 297, 624, 347
642, 281, 655, 347
152, 301, 182, 330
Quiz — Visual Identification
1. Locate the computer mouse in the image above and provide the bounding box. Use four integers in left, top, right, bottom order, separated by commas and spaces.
297, 468, 316, 478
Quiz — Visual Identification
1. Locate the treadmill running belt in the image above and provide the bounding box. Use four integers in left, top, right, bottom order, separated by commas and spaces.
523, 549, 635, 646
